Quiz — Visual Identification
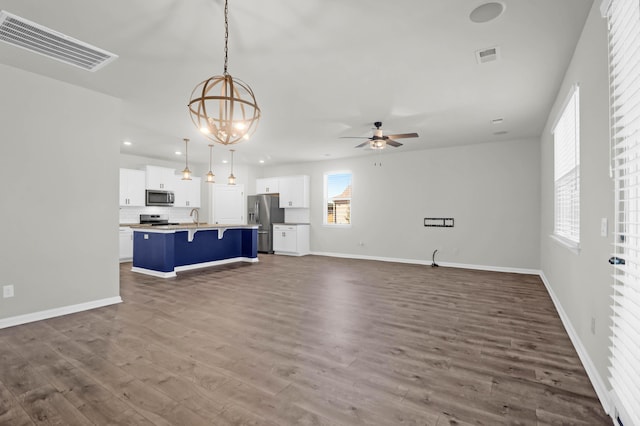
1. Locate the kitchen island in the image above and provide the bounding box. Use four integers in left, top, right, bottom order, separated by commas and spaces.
131, 224, 259, 278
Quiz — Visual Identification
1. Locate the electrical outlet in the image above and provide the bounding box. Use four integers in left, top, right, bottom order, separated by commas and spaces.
601, 218, 608, 237
591, 317, 596, 334
3, 285, 14, 298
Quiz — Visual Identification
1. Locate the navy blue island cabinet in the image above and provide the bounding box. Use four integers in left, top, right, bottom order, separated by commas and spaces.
131, 225, 259, 278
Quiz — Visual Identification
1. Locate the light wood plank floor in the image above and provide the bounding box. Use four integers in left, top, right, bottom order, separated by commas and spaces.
0, 255, 609, 425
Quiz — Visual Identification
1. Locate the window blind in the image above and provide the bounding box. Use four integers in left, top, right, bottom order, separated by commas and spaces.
553, 85, 580, 246
604, 0, 640, 424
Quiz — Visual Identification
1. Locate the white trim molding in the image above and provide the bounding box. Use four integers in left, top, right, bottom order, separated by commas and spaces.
132, 256, 260, 278
310, 252, 540, 275
0, 296, 123, 330
539, 272, 611, 415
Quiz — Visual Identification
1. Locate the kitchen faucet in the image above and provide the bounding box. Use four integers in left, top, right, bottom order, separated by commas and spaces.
190, 208, 200, 226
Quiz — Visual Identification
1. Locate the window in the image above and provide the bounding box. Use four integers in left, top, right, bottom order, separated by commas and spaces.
324, 172, 352, 225
604, 1, 640, 424
552, 85, 580, 248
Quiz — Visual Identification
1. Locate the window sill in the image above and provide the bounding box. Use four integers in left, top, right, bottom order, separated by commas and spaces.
323, 224, 352, 229
549, 234, 581, 255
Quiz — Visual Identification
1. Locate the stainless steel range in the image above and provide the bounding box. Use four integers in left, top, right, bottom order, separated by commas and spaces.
139, 214, 179, 226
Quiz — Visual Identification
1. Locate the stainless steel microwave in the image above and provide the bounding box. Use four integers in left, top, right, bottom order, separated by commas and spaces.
145, 190, 175, 206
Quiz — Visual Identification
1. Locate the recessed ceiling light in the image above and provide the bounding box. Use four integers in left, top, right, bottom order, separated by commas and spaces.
470, 2, 505, 23
123, 140, 132, 146
493, 130, 508, 135
491, 118, 504, 125
175, 151, 182, 155
222, 160, 228, 164
259, 160, 265, 164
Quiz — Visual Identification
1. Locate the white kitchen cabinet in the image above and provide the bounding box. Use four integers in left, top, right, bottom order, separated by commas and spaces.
174, 176, 201, 208
145, 165, 175, 190
278, 175, 310, 208
119, 227, 133, 262
212, 184, 245, 224
256, 177, 279, 194
273, 224, 309, 256
119, 168, 146, 206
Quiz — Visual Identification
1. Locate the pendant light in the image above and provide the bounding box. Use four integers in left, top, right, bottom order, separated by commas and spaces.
188, 0, 260, 146
228, 149, 236, 185
206, 144, 215, 183
181, 138, 192, 180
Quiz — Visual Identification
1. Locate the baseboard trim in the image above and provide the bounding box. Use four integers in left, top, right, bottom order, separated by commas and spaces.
310, 251, 540, 275
131, 267, 176, 278
538, 272, 611, 415
174, 257, 259, 273
0, 296, 123, 330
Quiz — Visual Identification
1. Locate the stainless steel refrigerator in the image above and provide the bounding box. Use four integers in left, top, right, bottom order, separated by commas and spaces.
247, 194, 285, 253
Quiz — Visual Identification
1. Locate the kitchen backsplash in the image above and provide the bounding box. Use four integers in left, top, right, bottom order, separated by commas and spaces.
119, 206, 196, 224
284, 208, 310, 224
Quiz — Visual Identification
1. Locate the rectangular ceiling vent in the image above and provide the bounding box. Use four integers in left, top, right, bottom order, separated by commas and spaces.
0, 10, 118, 72
475, 46, 501, 64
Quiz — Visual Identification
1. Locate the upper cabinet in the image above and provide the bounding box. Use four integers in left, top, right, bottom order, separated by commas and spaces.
279, 175, 310, 208
174, 176, 201, 208
256, 177, 279, 194
145, 165, 175, 190
119, 168, 146, 206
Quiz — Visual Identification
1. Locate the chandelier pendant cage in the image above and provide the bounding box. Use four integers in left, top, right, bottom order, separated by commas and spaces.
188, 0, 260, 146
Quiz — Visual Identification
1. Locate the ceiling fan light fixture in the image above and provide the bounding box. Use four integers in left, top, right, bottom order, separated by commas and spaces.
371, 140, 386, 150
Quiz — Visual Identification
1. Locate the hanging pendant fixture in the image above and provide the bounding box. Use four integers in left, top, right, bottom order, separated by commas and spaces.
181, 138, 192, 180
228, 149, 236, 185
206, 144, 215, 183
188, 0, 260, 146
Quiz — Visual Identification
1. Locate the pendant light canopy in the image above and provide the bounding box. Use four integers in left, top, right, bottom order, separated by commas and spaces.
188, 0, 260, 146
228, 149, 236, 185
206, 144, 215, 183
181, 138, 192, 180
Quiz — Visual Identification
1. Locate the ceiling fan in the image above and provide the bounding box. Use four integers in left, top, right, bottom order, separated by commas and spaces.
341, 121, 419, 149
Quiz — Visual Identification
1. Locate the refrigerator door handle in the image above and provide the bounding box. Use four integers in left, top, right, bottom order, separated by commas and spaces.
255, 201, 260, 223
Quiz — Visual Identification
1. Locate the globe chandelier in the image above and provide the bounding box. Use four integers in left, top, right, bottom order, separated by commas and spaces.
188, 0, 261, 146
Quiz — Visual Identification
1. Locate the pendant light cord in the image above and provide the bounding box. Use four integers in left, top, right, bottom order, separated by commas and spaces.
185, 139, 189, 167
223, 0, 229, 75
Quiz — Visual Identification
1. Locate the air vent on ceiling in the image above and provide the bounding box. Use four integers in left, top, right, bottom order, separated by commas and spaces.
0, 10, 117, 72
475, 46, 501, 64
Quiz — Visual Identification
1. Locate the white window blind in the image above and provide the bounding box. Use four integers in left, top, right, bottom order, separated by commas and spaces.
553, 85, 581, 247
604, 0, 640, 424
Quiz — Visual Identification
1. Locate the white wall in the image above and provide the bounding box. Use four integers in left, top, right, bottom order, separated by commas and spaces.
263, 137, 541, 270
539, 0, 612, 403
0, 63, 121, 322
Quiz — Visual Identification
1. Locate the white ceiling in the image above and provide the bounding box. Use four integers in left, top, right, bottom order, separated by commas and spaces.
0, 0, 593, 167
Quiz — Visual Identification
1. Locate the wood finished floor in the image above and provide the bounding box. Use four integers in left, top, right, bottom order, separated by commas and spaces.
0, 255, 609, 425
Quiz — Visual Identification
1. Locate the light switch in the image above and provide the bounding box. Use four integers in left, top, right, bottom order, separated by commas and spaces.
144, 234, 149, 240
601, 218, 608, 237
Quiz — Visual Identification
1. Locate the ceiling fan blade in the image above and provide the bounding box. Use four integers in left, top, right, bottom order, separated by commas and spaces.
386, 132, 418, 139
386, 139, 403, 147
355, 141, 370, 148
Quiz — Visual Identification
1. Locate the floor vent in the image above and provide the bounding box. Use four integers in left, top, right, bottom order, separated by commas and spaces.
0, 10, 117, 72
475, 46, 501, 64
